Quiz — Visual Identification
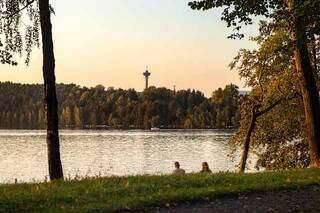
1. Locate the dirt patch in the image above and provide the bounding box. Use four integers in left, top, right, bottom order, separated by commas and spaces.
157, 185, 320, 213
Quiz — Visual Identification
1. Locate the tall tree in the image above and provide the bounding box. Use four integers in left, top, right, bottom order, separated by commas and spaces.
39, 0, 63, 180
0, 0, 63, 180
287, 0, 320, 167
230, 21, 316, 171
188, 0, 320, 167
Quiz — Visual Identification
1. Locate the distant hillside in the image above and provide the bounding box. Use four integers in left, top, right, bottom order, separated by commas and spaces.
0, 82, 240, 129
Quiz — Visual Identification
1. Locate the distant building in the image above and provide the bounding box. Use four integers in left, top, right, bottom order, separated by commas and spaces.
143, 67, 151, 89
239, 90, 251, 96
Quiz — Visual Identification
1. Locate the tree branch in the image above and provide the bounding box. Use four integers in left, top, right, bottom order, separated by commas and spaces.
3, 0, 36, 19
256, 92, 298, 117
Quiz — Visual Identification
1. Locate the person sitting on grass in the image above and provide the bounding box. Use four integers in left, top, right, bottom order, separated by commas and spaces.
173, 161, 185, 174
200, 162, 212, 174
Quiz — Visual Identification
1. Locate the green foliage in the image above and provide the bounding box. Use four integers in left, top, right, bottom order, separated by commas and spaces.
0, 169, 319, 212
188, 0, 320, 170
0, 0, 40, 65
258, 141, 310, 170
188, 0, 285, 39
212, 84, 240, 128
188, 0, 320, 39
0, 82, 241, 129
229, 20, 312, 170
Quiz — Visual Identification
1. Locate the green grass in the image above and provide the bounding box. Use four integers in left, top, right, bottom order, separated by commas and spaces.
0, 169, 320, 212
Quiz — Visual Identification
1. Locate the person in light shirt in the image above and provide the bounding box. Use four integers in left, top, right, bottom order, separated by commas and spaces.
173, 162, 185, 174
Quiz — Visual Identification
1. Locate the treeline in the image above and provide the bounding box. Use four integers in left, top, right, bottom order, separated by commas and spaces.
0, 82, 241, 129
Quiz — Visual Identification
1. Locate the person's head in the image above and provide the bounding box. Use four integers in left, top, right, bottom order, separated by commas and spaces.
202, 162, 209, 171
174, 162, 180, 169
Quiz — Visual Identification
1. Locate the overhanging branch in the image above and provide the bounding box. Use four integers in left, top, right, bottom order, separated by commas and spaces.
2, 0, 36, 19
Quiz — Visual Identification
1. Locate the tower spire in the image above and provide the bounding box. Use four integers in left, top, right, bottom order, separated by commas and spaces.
143, 66, 151, 90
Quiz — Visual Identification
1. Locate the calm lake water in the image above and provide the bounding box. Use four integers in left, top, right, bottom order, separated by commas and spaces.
0, 129, 241, 183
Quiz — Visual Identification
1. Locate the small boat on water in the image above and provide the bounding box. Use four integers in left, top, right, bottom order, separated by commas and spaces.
150, 127, 161, 131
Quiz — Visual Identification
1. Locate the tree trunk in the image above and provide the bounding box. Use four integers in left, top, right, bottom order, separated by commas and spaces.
288, 0, 320, 168
39, 0, 64, 180
240, 106, 257, 173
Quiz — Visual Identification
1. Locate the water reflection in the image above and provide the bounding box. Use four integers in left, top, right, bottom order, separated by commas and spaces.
0, 129, 238, 183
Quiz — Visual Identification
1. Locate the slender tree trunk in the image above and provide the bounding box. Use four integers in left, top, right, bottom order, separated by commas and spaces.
39, 0, 63, 180
240, 106, 257, 173
239, 94, 298, 172
288, 0, 320, 168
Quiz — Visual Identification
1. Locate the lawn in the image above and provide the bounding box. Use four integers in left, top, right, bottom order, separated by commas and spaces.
0, 169, 319, 212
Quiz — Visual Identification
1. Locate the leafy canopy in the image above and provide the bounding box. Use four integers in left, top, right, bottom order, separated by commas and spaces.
0, 0, 40, 64
188, 0, 320, 38
229, 20, 311, 170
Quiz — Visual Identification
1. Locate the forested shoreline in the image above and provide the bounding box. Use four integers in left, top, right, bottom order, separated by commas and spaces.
0, 82, 242, 130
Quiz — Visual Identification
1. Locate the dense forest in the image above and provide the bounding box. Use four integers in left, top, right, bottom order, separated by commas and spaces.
0, 82, 242, 129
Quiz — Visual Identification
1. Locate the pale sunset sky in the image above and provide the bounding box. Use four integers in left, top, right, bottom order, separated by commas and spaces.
0, 0, 257, 96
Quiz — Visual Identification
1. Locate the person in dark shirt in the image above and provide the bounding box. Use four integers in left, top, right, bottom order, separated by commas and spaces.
201, 162, 212, 173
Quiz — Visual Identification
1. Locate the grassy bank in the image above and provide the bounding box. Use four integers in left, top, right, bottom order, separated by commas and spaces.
0, 169, 320, 212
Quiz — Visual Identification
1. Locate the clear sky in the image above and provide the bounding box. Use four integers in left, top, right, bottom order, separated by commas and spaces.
0, 0, 258, 96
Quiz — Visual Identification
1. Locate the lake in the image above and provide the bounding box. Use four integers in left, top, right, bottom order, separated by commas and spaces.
0, 129, 242, 183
